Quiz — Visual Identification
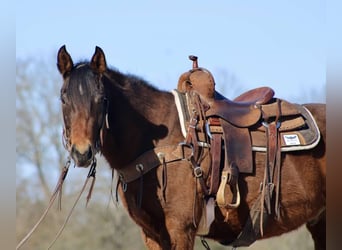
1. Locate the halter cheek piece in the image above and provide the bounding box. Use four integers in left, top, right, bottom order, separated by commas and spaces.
99, 96, 110, 148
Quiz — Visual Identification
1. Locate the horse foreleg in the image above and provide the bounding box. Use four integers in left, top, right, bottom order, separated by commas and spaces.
164, 218, 196, 250
141, 232, 163, 250
141, 228, 172, 250
142, 226, 196, 250
306, 209, 326, 250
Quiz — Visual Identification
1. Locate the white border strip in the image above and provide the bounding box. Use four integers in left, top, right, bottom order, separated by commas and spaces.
171, 90, 187, 138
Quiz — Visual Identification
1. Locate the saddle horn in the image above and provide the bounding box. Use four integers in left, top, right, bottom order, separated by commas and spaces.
189, 55, 198, 69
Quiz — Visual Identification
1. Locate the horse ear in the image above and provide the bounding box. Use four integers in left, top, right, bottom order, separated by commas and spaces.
57, 45, 74, 77
90, 46, 107, 74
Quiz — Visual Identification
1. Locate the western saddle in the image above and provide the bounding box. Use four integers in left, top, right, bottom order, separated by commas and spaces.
173, 55, 320, 246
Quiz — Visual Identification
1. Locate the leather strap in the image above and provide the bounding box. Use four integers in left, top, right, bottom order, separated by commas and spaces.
261, 99, 300, 118
264, 121, 278, 214
208, 133, 222, 195
220, 119, 253, 174
117, 144, 193, 183
231, 192, 269, 247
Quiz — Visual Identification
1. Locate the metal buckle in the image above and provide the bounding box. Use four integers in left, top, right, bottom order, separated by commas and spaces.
193, 166, 203, 178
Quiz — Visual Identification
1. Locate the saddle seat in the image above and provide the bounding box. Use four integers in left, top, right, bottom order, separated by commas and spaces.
177, 57, 275, 128
207, 87, 275, 128
233, 86, 275, 105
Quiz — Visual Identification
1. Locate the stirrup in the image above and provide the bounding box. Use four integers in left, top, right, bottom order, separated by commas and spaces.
216, 169, 240, 209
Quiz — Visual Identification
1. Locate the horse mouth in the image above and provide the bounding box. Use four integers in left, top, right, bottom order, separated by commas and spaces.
74, 157, 93, 168
70, 145, 94, 167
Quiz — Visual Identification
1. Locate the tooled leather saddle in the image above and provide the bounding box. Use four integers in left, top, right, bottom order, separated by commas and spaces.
173, 55, 320, 246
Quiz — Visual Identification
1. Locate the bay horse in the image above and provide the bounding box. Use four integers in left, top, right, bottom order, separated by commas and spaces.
57, 45, 326, 250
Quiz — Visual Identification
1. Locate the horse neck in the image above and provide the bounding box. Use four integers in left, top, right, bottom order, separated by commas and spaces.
101, 73, 177, 169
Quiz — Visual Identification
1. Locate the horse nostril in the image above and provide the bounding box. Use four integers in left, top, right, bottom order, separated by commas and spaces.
71, 144, 76, 154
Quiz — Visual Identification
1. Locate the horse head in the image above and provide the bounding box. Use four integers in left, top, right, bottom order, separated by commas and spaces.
57, 45, 108, 167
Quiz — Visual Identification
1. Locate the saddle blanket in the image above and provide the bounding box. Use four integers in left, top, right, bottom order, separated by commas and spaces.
172, 89, 321, 152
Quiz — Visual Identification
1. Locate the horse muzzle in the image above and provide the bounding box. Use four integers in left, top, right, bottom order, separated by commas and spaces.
70, 144, 93, 167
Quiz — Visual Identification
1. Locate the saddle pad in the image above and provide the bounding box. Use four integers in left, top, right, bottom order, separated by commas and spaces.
172, 89, 321, 152
251, 105, 321, 152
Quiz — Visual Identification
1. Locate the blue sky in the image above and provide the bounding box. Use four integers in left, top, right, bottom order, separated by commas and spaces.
16, 0, 325, 102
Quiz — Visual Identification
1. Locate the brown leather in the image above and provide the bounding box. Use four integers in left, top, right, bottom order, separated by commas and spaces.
189, 55, 198, 68
250, 104, 318, 148
220, 118, 253, 174
254, 116, 305, 132
261, 100, 301, 118
206, 99, 261, 128
264, 122, 278, 214
170, 56, 323, 248
188, 70, 216, 99
177, 58, 216, 101
177, 71, 192, 92
234, 87, 275, 105
117, 144, 193, 183
208, 133, 222, 195
176, 63, 265, 129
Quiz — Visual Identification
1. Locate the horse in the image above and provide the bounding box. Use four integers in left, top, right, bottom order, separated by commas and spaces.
57, 45, 326, 250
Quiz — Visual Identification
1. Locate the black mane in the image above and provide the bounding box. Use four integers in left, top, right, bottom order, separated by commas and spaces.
62, 63, 103, 110
102, 65, 171, 110
104, 66, 164, 95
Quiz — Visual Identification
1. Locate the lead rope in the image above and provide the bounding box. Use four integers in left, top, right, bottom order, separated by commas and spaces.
47, 159, 97, 249
16, 157, 71, 250
86, 159, 97, 206
160, 155, 167, 203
